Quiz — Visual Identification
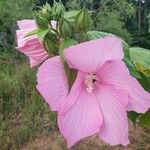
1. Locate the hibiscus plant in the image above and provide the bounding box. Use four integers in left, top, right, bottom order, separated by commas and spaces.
16, 1, 150, 148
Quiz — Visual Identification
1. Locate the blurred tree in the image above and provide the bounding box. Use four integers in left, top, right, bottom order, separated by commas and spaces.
66, 0, 100, 10
99, 0, 136, 20
36, 0, 68, 6
127, 0, 150, 48
94, 12, 132, 43
94, 0, 135, 43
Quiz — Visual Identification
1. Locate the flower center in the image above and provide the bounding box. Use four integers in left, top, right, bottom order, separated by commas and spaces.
84, 73, 99, 93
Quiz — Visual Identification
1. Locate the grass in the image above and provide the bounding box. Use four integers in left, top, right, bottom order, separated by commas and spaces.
0, 52, 57, 149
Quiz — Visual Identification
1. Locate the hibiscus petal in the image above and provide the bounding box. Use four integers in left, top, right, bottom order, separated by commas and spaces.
16, 25, 49, 67
16, 38, 49, 67
36, 56, 68, 111
58, 89, 103, 148
16, 28, 36, 47
126, 79, 150, 113
64, 36, 123, 73
17, 19, 37, 29
95, 85, 129, 146
59, 71, 84, 115
98, 60, 150, 113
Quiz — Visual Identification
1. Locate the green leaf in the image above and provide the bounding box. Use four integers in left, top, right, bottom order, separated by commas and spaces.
87, 31, 113, 40
130, 47, 150, 70
139, 111, 150, 129
44, 38, 58, 55
122, 43, 141, 78
64, 11, 79, 19
52, 0, 65, 19
87, 31, 129, 49
59, 39, 78, 62
40, 2, 52, 20
59, 18, 73, 38
36, 16, 49, 29
59, 39, 78, 50
87, 30, 130, 51
87, 31, 129, 50
59, 39, 78, 92
128, 111, 139, 125
75, 9, 92, 32
138, 75, 150, 92
64, 63, 77, 93
37, 29, 49, 41
123, 41, 130, 58
24, 29, 38, 38
124, 58, 141, 79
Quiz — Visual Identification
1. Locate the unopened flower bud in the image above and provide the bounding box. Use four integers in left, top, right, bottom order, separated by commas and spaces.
75, 8, 91, 32
36, 16, 48, 29
59, 19, 73, 38
41, 2, 52, 21
52, 0, 65, 20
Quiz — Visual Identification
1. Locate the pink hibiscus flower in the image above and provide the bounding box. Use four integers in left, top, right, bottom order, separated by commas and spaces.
36, 36, 150, 148
16, 19, 56, 67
